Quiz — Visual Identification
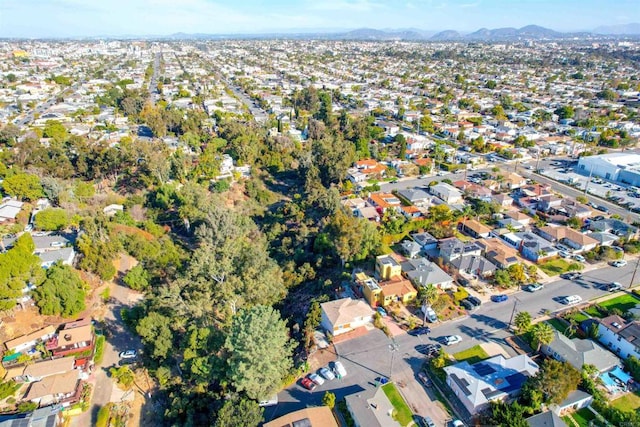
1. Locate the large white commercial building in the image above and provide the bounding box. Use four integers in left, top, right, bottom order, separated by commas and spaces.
576, 153, 640, 186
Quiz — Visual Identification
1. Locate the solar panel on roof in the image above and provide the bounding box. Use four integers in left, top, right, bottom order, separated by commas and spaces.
473, 363, 496, 376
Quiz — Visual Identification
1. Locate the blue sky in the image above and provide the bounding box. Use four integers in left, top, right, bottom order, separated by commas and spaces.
1, 0, 638, 37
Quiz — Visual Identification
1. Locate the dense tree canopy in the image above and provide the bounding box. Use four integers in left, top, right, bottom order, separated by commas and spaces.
33, 264, 86, 317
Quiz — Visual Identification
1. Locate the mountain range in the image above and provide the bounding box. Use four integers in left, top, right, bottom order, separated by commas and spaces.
162, 23, 640, 41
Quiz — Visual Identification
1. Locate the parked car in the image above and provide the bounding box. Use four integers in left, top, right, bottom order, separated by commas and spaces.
601, 282, 623, 292
319, 367, 335, 380
300, 377, 316, 390
559, 250, 571, 258
523, 283, 544, 292
491, 294, 508, 303
408, 326, 431, 336
332, 361, 347, 378
416, 343, 441, 356
560, 295, 582, 305
451, 420, 466, 427
444, 335, 462, 346
561, 272, 582, 280
466, 295, 482, 307
417, 371, 432, 387
309, 373, 324, 386
573, 254, 586, 263
377, 307, 388, 317
611, 260, 628, 268
422, 306, 438, 323
418, 416, 436, 427
596, 205, 610, 213
119, 350, 137, 359
460, 299, 475, 311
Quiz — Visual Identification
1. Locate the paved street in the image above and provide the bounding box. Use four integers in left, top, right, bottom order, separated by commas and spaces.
72, 283, 144, 427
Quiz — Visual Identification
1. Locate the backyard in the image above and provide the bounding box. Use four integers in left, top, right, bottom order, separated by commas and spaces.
563, 407, 601, 427
611, 391, 640, 413
453, 345, 490, 365
381, 382, 413, 426
538, 258, 583, 276
546, 318, 576, 338
584, 294, 640, 318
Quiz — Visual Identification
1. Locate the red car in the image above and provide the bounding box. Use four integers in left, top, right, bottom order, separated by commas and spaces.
301, 376, 316, 391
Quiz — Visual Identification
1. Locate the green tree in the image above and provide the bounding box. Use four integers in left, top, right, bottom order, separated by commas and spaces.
109, 366, 135, 389
123, 264, 149, 291
531, 322, 555, 352
487, 401, 528, 427
225, 305, 293, 400
554, 105, 575, 120
214, 397, 263, 427
2, 173, 43, 201
34, 208, 69, 231
43, 120, 69, 144
0, 234, 43, 310
136, 312, 174, 360
322, 391, 336, 409
33, 264, 86, 317
74, 182, 95, 200
514, 311, 532, 332
527, 359, 581, 404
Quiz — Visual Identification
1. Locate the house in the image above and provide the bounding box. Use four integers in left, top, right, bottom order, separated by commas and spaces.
497, 217, 525, 231
553, 390, 593, 416
6, 357, 75, 383
491, 193, 513, 208
439, 238, 482, 263
31, 235, 72, 253
502, 172, 527, 190
320, 298, 374, 336
476, 238, 521, 269
589, 219, 638, 239
451, 255, 497, 278
379, 276, 417, 306
516, 232, 558, 262
24, 370, 80, 406
400, 205, 423, 220
45, 319, 94, 358
400, 240, 421, 259
345, 385, 400, 427
537, 194, 563, 212
430, 183, 463, 204
443, 354, 539, 415
102, 204, 123, 217
263, 407, 338, 427
396, 188, 431, 207
535, 226, 598, 253
589, 231, 619, 247
459, 219, 492, 239
357, 206, 381, 222
526, 411, 568, 427
376, 255, 402, 280
4, 326, 56, 354
541, 329, 621, 372
410, 232, 439, 251
597, 315, 640, 360
0, 200, 23, 223
38, 247, 75, 268
561, 200, 592, 219
355, 273, 383, 308
504, 211, 532, 226
354, 159, 387, 179
401, 258, 454, 289
368, 193, 402, 213
0, 406, 62, 427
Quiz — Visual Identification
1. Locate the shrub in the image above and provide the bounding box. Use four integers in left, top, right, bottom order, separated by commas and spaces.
96, 404, 111, 427
94, 335, 106, 365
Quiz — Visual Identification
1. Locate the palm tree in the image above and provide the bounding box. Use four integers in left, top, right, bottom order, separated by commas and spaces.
532, 322, 555, 352
514, 311, 532, 332
565, 318, 578, 337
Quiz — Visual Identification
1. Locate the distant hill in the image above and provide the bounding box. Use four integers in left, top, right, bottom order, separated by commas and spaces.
593, 23, 640, 35
339, 28, 425, 40
430, 30, 462, 41
465, 25, 561, 40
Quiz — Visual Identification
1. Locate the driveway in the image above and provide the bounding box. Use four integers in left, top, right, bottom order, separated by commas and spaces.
71, 283, 143, 427
269, 329, 451, 426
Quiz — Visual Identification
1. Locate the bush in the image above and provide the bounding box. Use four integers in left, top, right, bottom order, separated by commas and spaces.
0, 381, 19, 400
452, 287, 469, 303
96, 404, 111, 427
17, 401, 37, 413
94, 335, 106, 365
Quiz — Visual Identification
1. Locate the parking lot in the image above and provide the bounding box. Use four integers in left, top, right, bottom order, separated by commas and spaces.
269, 329, 450, 426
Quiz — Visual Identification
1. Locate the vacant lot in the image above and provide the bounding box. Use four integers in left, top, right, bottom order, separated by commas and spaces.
538, 258, 582, 276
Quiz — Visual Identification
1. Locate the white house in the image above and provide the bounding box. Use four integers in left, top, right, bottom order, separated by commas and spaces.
4, 326, 56, 353
430, 183, 463, 204
597, 315, 640, 360
320, 298, 374, 336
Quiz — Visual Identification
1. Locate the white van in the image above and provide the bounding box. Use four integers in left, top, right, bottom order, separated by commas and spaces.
333, 361, 347, 378
562, 295, 582, 305
259, 395, 278, 407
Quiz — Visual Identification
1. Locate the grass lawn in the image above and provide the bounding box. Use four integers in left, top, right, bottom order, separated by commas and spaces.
538, 258, 583, 276
586, 294, 640, 318
612, 391, 640, 412
453, 345, 490, 365
572, 408, 597, 426
454, 231, 472, 242
564, 311, 589, 323
545, 318, 576, 338
381, 383, 413, 426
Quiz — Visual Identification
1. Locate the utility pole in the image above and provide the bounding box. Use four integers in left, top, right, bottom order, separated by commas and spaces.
508, 297, 520, 329
388, 338, 399, 380
628, 257, 640, 289
584, 164, 595, 196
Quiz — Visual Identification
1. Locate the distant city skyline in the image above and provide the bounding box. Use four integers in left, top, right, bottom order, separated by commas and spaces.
1, 0, 639, 38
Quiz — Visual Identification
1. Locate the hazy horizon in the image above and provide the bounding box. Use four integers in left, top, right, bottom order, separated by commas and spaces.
1, 0, 639, 38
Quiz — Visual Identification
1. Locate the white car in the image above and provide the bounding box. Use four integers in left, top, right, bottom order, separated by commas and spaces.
561, 295, 582, 305
573, 254, 586, 263
612, 260, 628, 268
119, 350, 137, 359
309, 373, 325, 386
444, 335, 462, 346
319, 367, 335, 380
332, 361, 347, 378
